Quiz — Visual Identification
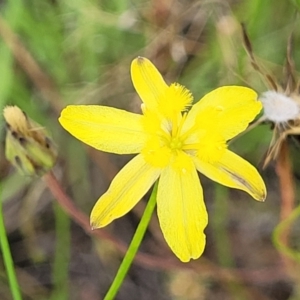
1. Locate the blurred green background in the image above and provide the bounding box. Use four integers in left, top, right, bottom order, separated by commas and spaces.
1, 0, 300, 299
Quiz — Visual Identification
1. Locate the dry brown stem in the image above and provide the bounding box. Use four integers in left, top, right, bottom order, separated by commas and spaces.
275, 140, 295, 273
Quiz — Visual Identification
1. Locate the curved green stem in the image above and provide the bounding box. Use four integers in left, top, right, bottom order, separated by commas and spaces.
104, 181, 158, 300
0, 196, 22, 300
273, 203, 300, 262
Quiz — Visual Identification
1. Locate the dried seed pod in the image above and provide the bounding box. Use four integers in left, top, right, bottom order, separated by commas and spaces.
242, 25, 300, 168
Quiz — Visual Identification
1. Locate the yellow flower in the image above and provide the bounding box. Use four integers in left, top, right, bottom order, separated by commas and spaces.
59, 57, 266, 262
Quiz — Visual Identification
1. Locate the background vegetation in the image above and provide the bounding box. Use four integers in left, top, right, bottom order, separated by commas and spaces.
1, 0, 300, 299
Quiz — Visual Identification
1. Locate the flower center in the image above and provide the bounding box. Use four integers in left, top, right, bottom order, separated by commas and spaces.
169, 136, 183, 150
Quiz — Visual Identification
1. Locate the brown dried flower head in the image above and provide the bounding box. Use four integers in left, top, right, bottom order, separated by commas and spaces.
242, 24, 300, 168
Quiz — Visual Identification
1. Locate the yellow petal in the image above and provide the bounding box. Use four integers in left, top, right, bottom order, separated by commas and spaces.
91, 154, 161, 228
183, 86, 261, 141
193, 150, 266, 201
59, 105, 148, 154
131, 57, 168, 110
157, 153, 208, 262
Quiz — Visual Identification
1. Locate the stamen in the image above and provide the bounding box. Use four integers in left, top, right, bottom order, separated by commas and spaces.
171, 113, 187, 138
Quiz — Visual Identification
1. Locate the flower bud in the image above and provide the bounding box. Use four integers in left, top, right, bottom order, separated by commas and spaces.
3, 106, 57, 176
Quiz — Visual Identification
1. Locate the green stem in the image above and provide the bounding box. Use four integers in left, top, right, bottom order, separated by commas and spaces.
0, 194, 22, 300
273, 203, 300, 262
104, 181, 158, 300
50, 202, 71, 300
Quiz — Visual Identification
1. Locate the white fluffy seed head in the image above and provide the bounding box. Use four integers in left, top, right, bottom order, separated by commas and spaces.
260, 91, 300, 123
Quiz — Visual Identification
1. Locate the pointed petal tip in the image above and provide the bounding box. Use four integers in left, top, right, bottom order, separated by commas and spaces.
136, 56, 146, 63
259, 193, 267, 202
254, 189, 267, 202
90, 222, 96, 231
132, 56, 149, 68
90, 220, 102, 230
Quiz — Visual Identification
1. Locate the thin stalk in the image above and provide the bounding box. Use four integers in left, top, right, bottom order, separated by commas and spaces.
273, 140, 300, 283
50, 203, 70, 300
104, 181, 159, 300
274, 141, 295, 270
0, 195, 22, 300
